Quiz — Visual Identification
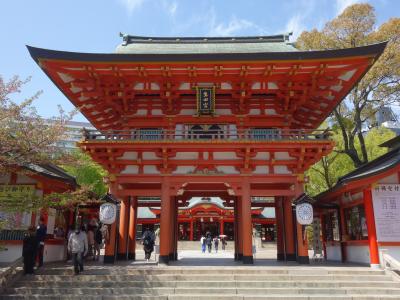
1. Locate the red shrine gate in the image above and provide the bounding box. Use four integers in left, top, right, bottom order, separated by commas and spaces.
28, 34, 385, 264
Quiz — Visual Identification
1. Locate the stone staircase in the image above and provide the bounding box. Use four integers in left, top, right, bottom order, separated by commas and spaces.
2, 264, 400, 299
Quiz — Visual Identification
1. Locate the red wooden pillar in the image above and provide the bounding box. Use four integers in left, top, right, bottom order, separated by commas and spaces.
118, 197, 129, 260
237, 197, 243, 260
171, 198, 178, 260
242, 179, 253, 264
275, 197, 285, 261
295, 184, 309, 264
128, 197, 137, 260
159, 177, 171, 264
190, 220, 194, 241
104, 182, 118, 264
234, 198, 239, 260
339, 207, 347, 262
364, 188, 380, 268
283, 197, 296, 261
220, 218, 224, 235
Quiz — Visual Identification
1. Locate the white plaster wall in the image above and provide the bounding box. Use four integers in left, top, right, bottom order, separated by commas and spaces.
143, 166, 160, 174
253, 166, 269, 174
275, 152, 293, 160
221, 82, 232, 89
135, 109, 147, 116
44, 244, 65, 262
213, 152, 240, 160
216, 166, 240, 174
0, 174, 11, 184
0, 243, 66, 263
16, 174, 36, 184
379, 246, 400, 263
346, 245, 370, 264
121, 165, 139, 174
172, 166, 196, 174
118, 151, 138, 160
171, 152, 199, 160
249, 109, 261, 115
254, 152, 270, 160
0, 245, 22, 262
326, 245, 342, 261
179, 109, 196, 115
265, 109, 277, 115
215, 109, 231, 115
142, 152, 158, 160
274, 166, 291, 174
378, 174, 399, 184
179, 82, 190, 90
151, 109, 163, 115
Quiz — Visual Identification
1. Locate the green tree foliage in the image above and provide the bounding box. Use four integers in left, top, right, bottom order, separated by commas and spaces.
62, 150, 108, 197
297, 3, 400, 168
306, 126, 395, 196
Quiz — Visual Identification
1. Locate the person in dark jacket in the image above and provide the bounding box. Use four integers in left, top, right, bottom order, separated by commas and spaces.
206, 234, 212, 253
22, 226, 38, 274
142, 228, 155, 262
36, 218, 47, 268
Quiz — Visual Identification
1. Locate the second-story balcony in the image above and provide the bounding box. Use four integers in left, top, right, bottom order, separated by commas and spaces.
82, 128, 331, 143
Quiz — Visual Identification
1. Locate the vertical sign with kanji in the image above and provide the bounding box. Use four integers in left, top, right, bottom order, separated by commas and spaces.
371, 184, 400, 242
196, 87, 215, 115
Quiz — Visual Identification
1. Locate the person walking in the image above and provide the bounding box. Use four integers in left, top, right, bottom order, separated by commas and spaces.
221, 237, 227, 251
93, 223, 103, 261
206, 234, 212, 253
68, 226, 88, 275
22, 226, 38, 275
213, 236, 219, 253
36, 218, 47, 268
142, 227, 155, 262
87, 224, 95, 259
200, 235, 206, 253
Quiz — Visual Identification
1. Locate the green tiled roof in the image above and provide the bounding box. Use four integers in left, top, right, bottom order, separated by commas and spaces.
116, 34, 297, 54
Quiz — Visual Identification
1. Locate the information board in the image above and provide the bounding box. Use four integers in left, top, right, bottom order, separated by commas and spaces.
372, 184, 400, 242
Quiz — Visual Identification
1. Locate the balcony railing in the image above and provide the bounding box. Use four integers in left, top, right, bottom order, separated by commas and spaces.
82, 128, 331, 142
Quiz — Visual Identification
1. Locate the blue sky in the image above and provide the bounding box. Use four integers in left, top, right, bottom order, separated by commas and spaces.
1, 0, 398, 122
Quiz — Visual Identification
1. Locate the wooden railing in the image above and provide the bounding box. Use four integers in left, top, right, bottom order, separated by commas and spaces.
82, 129, 331, 142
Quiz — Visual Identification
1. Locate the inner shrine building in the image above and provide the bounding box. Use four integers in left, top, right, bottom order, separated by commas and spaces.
28, 34, 386, 264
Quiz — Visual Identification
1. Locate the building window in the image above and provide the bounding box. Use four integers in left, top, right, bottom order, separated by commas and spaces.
249, 128, 281, 140
136, 128, 163, 140
324, 211, 340, 241
344, 205, 368, 240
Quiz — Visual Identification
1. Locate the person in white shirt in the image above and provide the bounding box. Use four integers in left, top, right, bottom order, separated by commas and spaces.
200, 235, 206, 253
68, 226, 88, 275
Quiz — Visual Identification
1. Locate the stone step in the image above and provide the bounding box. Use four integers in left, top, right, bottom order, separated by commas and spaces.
3, 295, 400, 300
12, 280, 400, 289
19, 274, 393, 282
6, 287, 400, 296
32, 268, 386, 276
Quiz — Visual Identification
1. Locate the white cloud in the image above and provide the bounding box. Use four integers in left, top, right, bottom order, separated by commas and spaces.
336, 0, 362, 15
118, 0, 146, 14
285, 14, 307, 40
207, 11, 267, 37
168, 1, 178, 17
209, 18, 254, 36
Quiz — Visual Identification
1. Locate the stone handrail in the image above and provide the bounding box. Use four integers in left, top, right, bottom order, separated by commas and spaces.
0, 257, 23, 293
381, 251, 400, 272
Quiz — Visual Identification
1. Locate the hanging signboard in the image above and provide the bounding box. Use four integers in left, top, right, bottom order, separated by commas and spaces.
312, 218, 323, 255
296, 202, 313, 225
372, 184, 400, 242
196, 87, 215, 115
0, 185, 35, 199
99, 203, 117, 225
